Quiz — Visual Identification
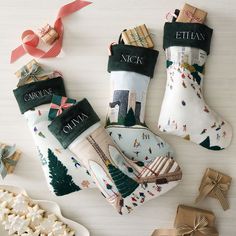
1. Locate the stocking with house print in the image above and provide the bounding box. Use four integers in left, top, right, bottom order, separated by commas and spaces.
48, 98, 182, 215
158, 22, 232, 150
13, 77, 96, 196
106, 44, 174, 164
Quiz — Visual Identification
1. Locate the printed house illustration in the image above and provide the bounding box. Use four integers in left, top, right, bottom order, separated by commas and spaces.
108, 90, 145, 125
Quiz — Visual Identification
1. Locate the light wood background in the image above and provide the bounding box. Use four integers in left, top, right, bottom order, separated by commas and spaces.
0, 0, 235, 235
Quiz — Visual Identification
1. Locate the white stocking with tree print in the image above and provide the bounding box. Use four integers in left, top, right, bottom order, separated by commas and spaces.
49, 98, 182, 215
106, 44, 174, 166
13, 77, 95, 196
158, 22, 232, 150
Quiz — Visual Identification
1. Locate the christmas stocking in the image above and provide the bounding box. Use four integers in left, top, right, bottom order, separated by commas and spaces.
106, 44, 174, 164
48, 98, 182, 214
158, 22, 232, 150
13, 77, 96, 196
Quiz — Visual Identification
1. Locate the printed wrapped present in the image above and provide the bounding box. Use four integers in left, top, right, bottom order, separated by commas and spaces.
195, 168, 232, 211
176, 3, 207, 23
15, 59, 50, 87
0, 144, 21, 179
38, 24, 59, 45
48, 95, 76, 120
174, 205, 218, 236
121, 24, 154, 48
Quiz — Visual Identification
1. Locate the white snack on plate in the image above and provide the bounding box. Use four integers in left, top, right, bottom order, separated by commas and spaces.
0, 185, 89, 236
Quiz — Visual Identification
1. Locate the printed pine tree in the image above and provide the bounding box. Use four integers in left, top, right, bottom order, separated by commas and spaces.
86, 135, 139, 198
48, 149, 81, 196
124, 108, 136, 127
108, 163, 139, 198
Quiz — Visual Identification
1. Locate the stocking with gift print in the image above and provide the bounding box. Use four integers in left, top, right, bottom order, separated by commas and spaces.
106, 44, 175, 167
13, 77, 96, 196
158, 22, 232, 150
49, 98, 182, 215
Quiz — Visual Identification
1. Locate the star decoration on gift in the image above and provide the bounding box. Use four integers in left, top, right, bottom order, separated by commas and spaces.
26, 204, 44, 223
3, 214, 30, 235
0, 201, 10, 220
35, 214, 57, 234
81, 180, 90, 188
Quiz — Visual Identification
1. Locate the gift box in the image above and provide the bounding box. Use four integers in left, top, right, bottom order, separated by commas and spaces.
151, 229, 176, 236
0, 143, 21, 179
48, 95, 76, 120
195, 168, 232, 211
121, 24, 154, 48
176, 3, 207, 24
38, 24, 59, 45
15, 59, 50, 87
174, 205, 218, 236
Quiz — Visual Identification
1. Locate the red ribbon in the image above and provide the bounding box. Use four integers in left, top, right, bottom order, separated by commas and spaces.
51, 97, 75, 116
10, 0, 92, 63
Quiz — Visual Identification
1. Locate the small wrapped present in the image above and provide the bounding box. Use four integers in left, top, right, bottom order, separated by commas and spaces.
195, 168, 232, 211
121, 24, 154, 48
151, 229, 176, 236
48, 95, 76, 120
174, 205, 218, 236
176, 3, 207, 24
0, 143, 21, 179
38, 24, 59, 45
15, 59, 50, 87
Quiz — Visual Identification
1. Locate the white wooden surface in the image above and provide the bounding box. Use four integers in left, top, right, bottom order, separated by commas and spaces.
0, 0, 235, 235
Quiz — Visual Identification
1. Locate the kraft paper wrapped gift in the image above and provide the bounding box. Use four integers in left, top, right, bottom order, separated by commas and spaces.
174, 205, 218, 236
15, 59, 49, 87
121, 24, 154, 48
0, 144, 21, 179
195, 168, 232, 211
176, 3, 207, 24
38, 24, 59, 45
151, 229, 176, 236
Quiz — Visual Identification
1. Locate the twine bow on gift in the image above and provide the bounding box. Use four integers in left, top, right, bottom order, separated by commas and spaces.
51, 97, 74, 116
17, 62, 53, 87
183, 9, 202, 23
20, 63, 44, 82
10, 0, 92, 63
129, 27, 150, 47
38, 24, 52, 37
176, 216, 218, 236
195, 173, 230, 210
0, 145, 17, 179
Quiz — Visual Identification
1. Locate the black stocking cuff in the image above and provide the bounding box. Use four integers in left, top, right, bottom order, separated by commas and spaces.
163, 22, 213, 54
13, 77, 66, 114
48, 98, 100, 149
108, 44, 159, 78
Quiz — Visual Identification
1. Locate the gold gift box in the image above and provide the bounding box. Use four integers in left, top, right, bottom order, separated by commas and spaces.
15, 59, 49, 87
122, 24, 154, 48
39, 24, 59, 45
176, 3, 207, 24
199, 168, 232, 199
151, 229, 176, 236
174, 205, 218, 236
